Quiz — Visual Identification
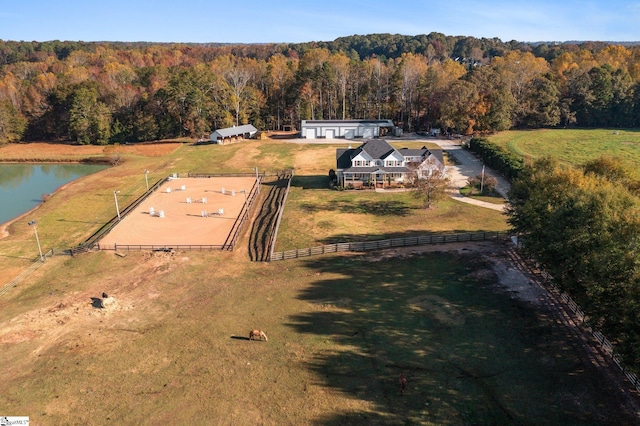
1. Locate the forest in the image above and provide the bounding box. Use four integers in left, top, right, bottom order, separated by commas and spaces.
507, 156, 640, 372
1, 33, 640, 144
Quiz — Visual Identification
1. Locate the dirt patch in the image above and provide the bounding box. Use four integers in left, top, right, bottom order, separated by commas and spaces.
408, 295, 465, 326
361, 241, 547, 306
0, 142, 182, 161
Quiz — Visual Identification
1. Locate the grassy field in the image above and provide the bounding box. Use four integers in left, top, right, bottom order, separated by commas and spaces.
276, 186, 506, 251
0, 136, 637, 424
487, 128, 640, 169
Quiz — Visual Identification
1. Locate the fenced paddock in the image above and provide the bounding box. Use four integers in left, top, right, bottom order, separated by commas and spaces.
98, 175, 260, 251
270, 231, 510, 261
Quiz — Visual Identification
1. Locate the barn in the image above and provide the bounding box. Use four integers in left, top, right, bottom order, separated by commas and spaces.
210, 124, 258, 144
300, 119, 394, 140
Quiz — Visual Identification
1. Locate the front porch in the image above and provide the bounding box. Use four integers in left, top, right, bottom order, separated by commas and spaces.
340, 171, 407, 189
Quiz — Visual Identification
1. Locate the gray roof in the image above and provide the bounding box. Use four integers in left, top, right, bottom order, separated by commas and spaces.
359, 139, 397, 160
211, 124, 257, 138
336, 148, 352, 169
398, 147, 428, 157
428, 148, 445, 166
336, 140, 444, 172
302, 119, 394, 126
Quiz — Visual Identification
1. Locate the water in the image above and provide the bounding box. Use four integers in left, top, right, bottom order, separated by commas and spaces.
0, 163, 108, 225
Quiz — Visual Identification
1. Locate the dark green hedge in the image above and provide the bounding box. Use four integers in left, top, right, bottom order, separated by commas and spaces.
468, 137, 524, 180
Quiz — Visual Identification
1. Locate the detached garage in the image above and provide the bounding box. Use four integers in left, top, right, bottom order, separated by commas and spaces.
300, 120, 394, 140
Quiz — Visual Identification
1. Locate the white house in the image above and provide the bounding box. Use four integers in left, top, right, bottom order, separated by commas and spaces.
335, 139, 445, 188
301, 119, 394, 139
210, 124, 258, 144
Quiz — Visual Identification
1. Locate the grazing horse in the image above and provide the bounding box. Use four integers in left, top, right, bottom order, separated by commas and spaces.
249, 329, 268, 341
399, 373, 407, 395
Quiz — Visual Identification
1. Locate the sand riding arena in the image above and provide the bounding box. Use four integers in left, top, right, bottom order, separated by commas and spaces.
98, 175, 259, 251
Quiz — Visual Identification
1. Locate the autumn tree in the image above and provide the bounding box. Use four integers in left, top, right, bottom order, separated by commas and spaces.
507, 156, 640, 369
267, 53, 296, 130
328, 51, 351, 120
439, 80, 479, 134
411, 163, 451, 208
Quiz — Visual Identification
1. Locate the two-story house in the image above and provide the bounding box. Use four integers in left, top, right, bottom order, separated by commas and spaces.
335, 139, 445, 188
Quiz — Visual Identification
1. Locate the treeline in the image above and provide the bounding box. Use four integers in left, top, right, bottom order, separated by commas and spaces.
508, 156, 640, 373
1, 34, 640, 144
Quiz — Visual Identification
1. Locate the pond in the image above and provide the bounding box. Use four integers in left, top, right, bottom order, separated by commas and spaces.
0, 163, 108, 225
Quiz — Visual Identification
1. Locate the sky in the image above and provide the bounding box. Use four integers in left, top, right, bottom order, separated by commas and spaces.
1, 0, 639, 44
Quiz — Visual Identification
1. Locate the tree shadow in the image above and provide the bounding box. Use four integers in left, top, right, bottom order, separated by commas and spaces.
298, 199, 414, 217
316, 229, 500, 245
286, 250, 636, 425
291, 175, 328, 190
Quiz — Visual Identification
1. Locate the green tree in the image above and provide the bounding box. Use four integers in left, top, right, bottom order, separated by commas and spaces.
439, 80, 479, 134
0, 100, 27, 143
520, 75, 561, 128
69, 85, 112, 145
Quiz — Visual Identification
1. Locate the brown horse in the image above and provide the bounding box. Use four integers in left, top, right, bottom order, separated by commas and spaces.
249, 329, 268, 341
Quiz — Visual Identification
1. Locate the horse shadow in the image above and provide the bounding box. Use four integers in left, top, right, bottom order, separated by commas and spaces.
230, 335, 251, 341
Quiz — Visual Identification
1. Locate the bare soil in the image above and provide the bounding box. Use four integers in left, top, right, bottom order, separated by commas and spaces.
99, 177, 256, 248
0, 141, 182, 160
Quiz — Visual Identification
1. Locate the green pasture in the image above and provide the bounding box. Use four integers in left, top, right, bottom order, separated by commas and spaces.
276, 185, 507, 251
487, 128, 640, 169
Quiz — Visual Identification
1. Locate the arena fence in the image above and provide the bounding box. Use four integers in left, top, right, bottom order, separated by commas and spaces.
222, 173, 262, 249
92, 172, 263, 252
67, 176, 170, 255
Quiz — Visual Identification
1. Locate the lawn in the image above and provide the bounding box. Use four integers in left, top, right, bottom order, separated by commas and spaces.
487, 128, 640, 169
276, 185, 507, 251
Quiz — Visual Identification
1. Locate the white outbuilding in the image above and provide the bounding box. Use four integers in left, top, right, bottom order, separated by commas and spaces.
300, 119, 394, 140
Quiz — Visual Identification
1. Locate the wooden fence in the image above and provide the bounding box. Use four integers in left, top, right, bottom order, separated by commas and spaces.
0, 249, 53, 296
266, 171, 293, 261
536, 268, 640, 394
69, 176, 169, 254
94, 173, 263, 252
270, 231, 509, 261
222, 173, 263, 249
107, 244, 225, 251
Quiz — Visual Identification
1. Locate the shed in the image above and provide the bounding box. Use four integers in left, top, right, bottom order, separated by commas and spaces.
300, 120, 394, 140
210, 124, 258, 144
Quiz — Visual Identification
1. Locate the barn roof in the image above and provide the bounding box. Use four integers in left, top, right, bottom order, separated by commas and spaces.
211, 124, 257, 138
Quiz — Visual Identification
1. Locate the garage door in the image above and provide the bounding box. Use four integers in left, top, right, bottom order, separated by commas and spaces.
325, 129, 335, 139
305, 128, 317, 139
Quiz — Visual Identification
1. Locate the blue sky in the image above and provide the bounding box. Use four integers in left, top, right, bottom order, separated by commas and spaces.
1, 0, 639, 44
